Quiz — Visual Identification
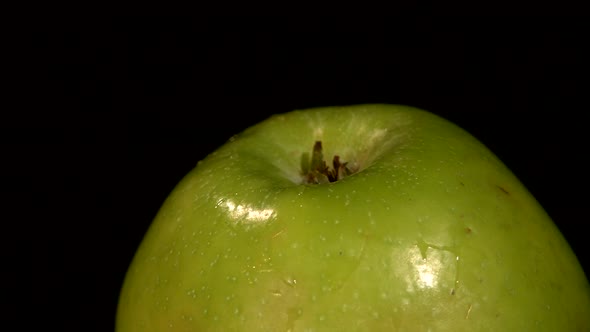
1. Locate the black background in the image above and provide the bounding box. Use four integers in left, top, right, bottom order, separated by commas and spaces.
6, 17, 589, 330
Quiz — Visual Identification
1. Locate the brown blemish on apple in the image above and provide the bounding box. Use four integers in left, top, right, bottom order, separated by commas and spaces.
301, 141, 357, 184
496, 185, 510, 195
465, 227, 472, 234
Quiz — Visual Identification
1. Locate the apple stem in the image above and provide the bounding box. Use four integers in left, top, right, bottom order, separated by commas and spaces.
301, 141, 354, 184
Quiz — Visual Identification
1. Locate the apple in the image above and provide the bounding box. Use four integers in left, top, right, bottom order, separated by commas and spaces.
116, 104, 590, 331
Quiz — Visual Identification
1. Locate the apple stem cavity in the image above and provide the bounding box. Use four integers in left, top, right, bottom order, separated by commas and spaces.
301, 141, 356, 184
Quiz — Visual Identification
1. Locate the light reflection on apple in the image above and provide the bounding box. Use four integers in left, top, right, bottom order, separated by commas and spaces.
414, 253, 440, 289
222, 199, 275, 225
394, 245, 454, 294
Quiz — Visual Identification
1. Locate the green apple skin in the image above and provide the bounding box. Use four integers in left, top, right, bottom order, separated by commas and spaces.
116, 104, 590, 331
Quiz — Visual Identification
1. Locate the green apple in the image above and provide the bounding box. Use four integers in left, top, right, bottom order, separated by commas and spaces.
116, 104, 590, 331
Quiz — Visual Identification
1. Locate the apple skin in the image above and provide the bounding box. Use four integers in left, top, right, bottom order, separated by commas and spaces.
116, 104, 590, 331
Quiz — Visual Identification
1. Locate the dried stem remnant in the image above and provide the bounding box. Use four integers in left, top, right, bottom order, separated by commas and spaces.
301, 141, 355, 184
